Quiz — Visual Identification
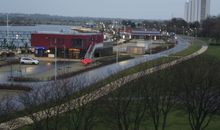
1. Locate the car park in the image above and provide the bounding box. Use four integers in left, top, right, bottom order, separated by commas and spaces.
20, 57, 39, 65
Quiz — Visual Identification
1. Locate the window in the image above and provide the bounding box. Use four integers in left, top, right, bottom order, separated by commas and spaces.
57, 38, 61, 45
72, 39, 83, 49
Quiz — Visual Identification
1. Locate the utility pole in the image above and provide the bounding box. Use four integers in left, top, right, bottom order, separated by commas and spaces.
116, 31, 119, 63
6, 13, 9, 48
54, 38, 57, 81
182, 26, 185, 35
6, 13, 13, 83
63, 45, 66, 73
116, 42, 119, 63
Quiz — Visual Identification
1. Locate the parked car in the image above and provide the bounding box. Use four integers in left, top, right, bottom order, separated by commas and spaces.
20, 57, 39, 65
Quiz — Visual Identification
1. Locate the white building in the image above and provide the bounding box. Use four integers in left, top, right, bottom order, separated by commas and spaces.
184, 0, 210, 23
184, 2, 190, 22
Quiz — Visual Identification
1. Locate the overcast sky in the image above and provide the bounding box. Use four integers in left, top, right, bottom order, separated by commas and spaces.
1, 0, 219, 20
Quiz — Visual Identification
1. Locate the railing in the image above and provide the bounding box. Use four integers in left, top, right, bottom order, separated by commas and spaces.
84, 43, 103, 59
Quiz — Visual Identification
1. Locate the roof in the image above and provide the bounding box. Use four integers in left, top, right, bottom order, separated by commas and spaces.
131, 31, 161, 36
32, 31, 102, 36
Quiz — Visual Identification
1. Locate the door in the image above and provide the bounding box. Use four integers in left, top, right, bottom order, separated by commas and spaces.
68, 48, 80, 59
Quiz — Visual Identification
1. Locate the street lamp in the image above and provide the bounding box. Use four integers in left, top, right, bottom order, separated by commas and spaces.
54, 38, 57, 81
174, 25, 177, 34
194, 28, 197, 38
63, 44, 66, 73
15, 34, 23, 77
182, 26, 185, 35
6, 13, 9, 48
116, 35, 119, 63
15, 34, 19, 49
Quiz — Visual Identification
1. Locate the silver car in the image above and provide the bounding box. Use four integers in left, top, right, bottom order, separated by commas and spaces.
20, 57, 39, 65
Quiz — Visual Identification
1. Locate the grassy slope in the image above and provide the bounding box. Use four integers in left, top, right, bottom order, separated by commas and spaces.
172, 40, 203, 57
205, 45, 220, 59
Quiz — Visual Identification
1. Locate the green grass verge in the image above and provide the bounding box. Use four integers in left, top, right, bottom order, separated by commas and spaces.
204, 45, 220, 60
171, 39, 204, 57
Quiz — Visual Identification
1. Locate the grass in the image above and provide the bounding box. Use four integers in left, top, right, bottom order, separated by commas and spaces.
171, 39, 204, 57
204, 45, 220, 60
18, 108, 220, 130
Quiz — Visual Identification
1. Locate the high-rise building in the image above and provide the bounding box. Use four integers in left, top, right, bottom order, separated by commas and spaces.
200, 0, 210, 21
184, 0, 210, 23
184, 2, 190, 22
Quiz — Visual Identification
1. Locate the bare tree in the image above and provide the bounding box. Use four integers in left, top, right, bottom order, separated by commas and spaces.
142, 66, 177, 130
130, 80, 148, 130
107, 86, 133, 130
19, 80, 68, 130
0, 96, 19, 129
54, 77, 99, 130
102, 72, 148, 130
176, 56, 220, 130
19, 87, 44, 130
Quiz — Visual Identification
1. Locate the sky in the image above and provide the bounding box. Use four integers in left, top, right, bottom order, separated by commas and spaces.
0, 0, 219, 20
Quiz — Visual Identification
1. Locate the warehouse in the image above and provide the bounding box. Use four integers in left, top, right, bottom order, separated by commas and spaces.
31, 32, 104, 59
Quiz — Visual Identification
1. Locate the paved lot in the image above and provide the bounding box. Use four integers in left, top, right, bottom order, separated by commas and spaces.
0, 60, 84, 82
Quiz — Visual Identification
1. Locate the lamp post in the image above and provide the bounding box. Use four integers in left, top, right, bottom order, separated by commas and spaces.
182, 26, 185, 35
15, 34, 22, 77
174, 25, 177, 34
63, 44, 66, 73
54, 38, 57, 81
6, 13, 9, 48
194, 28, 197, 38
116, 31, 119, 63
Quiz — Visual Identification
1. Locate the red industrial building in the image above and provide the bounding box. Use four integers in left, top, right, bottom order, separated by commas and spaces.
31, 32, 104, 59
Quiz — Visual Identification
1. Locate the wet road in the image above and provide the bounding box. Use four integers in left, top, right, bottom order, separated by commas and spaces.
0, 61, 75, 82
